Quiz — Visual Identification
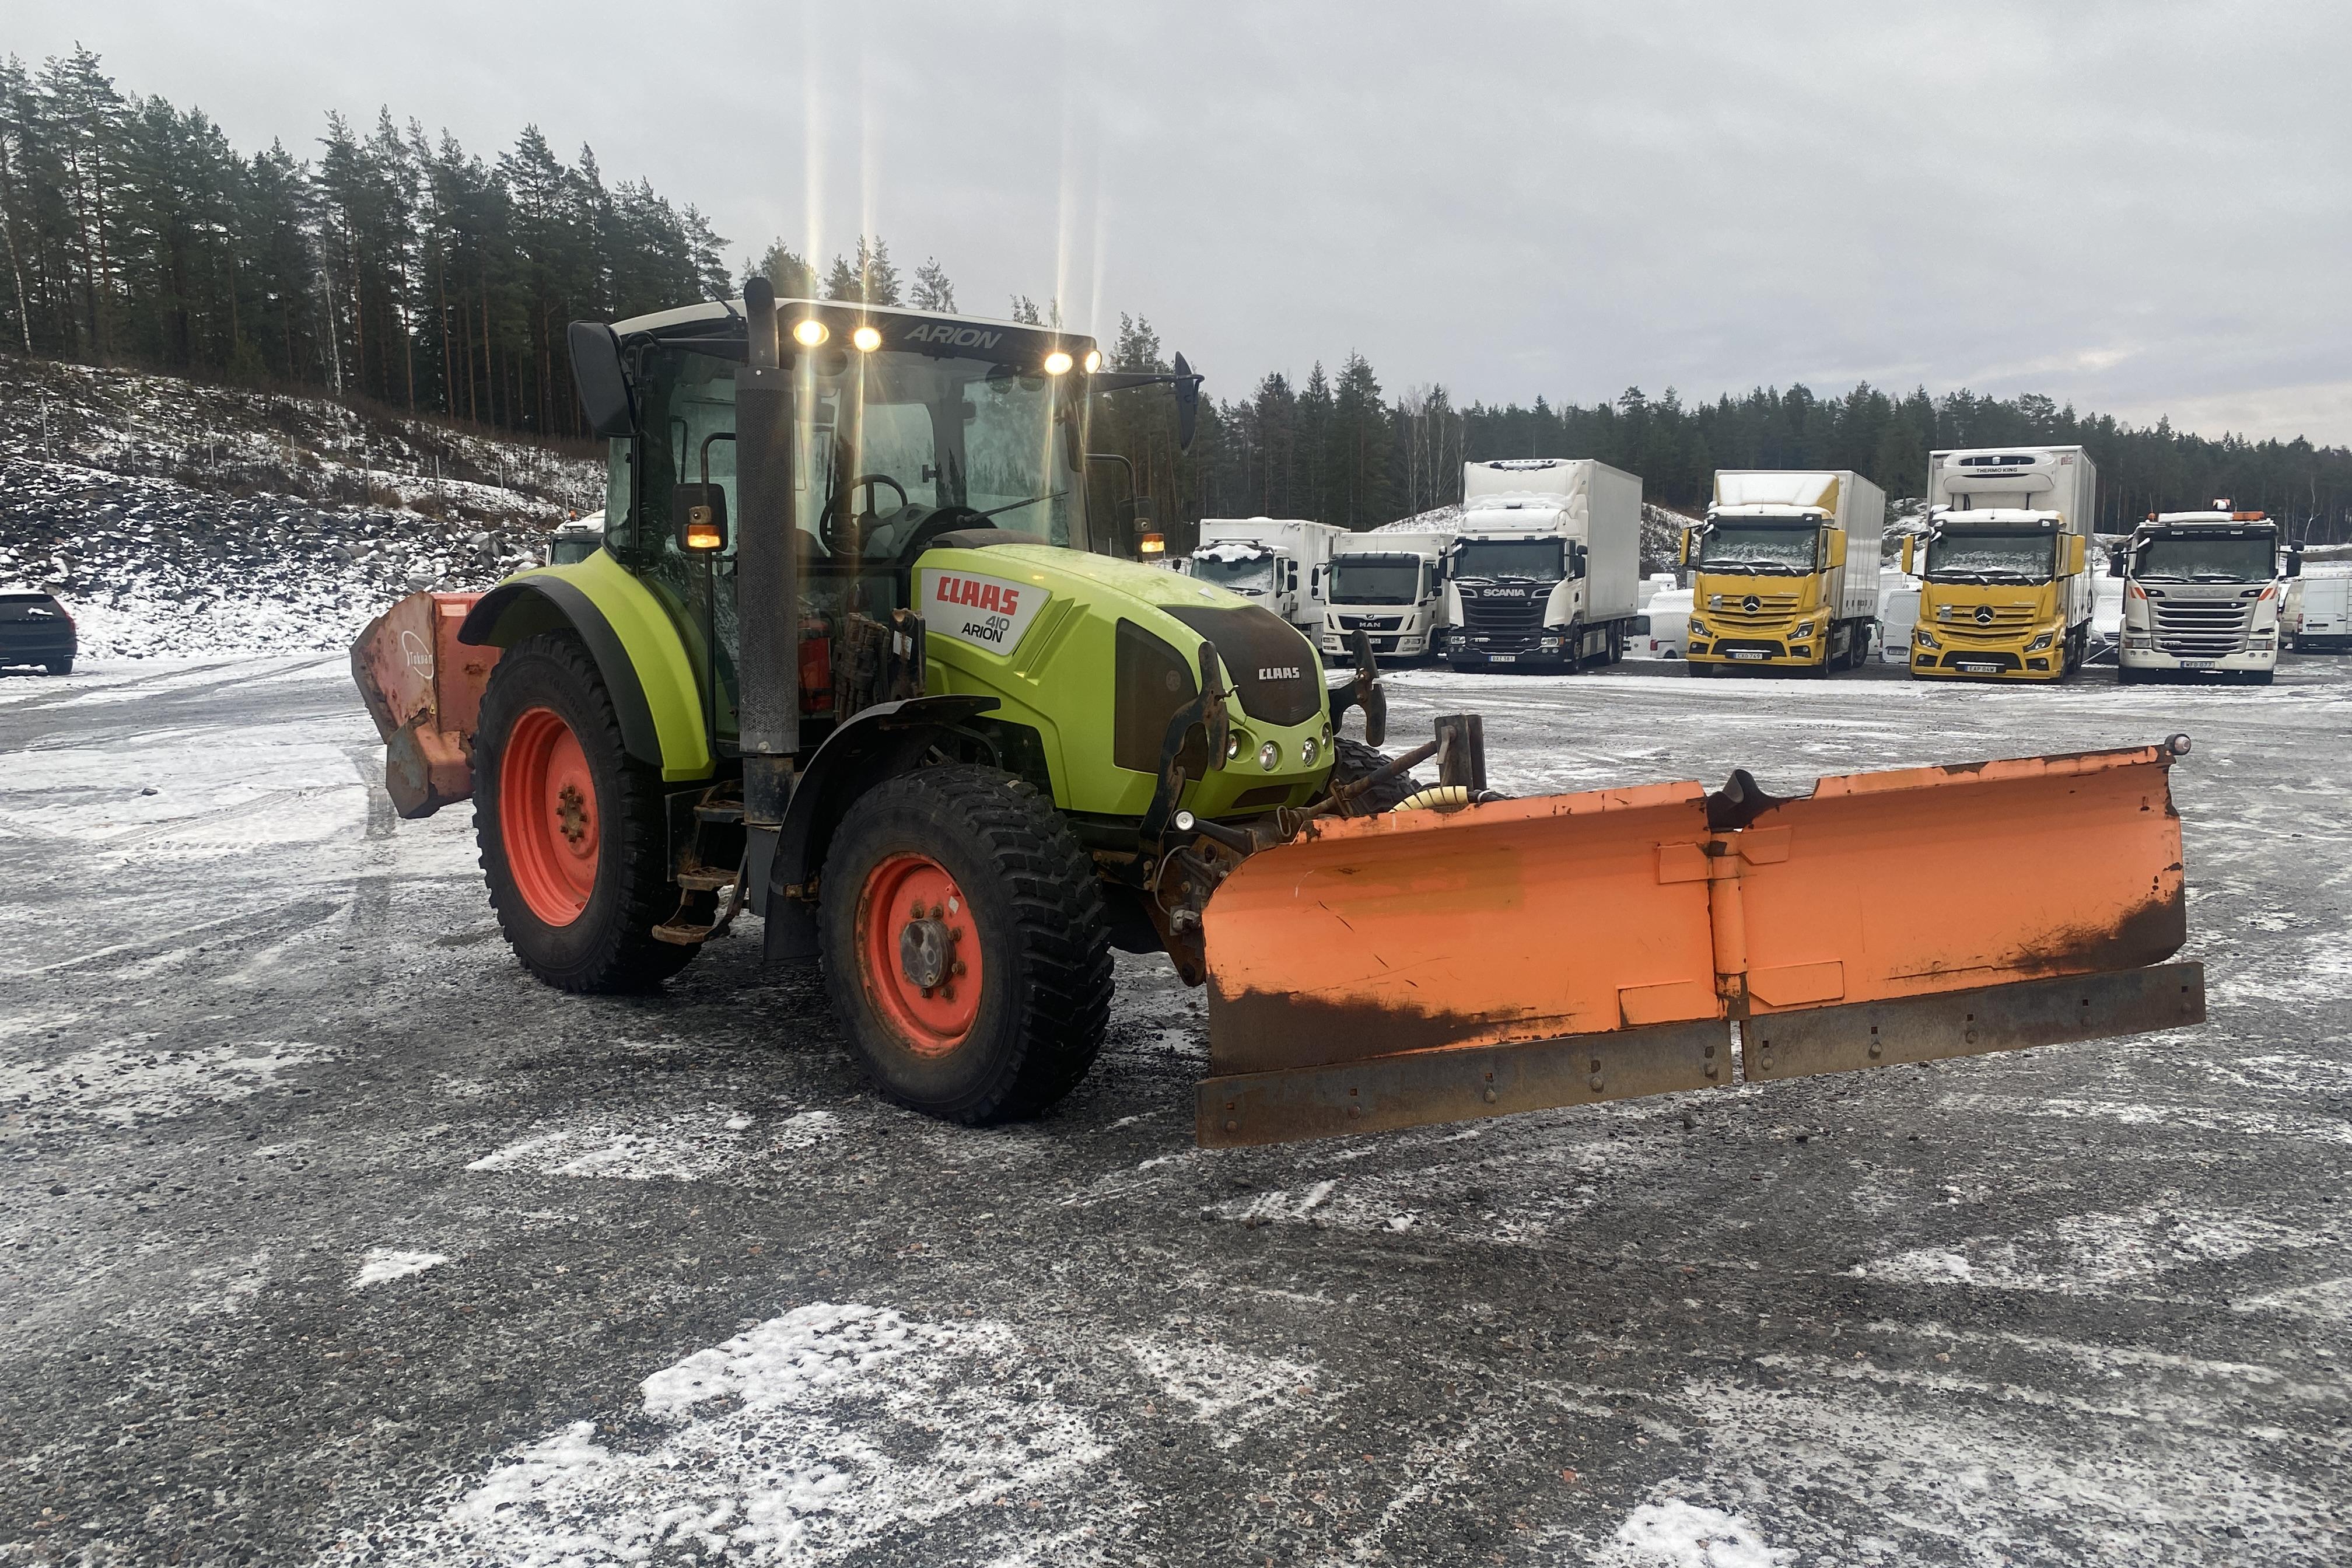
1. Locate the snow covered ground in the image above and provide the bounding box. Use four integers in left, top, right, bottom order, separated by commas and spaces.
0, 356, 600, 660
2, 654, 2349, 1564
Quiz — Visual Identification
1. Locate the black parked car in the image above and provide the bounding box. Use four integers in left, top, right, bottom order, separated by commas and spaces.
0, 590, 76, 674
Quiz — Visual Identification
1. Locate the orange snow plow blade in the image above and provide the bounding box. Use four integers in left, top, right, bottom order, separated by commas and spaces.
1196, 740, 2202, 1146
349, 591, 497, 819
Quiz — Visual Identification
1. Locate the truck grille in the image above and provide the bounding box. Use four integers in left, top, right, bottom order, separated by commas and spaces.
1458, 597, 1543, 635
1704, 592, 1799, 627
1933, 602, 2039, 639
1333, 613, 1405, 631
2152, 598, 2254, 657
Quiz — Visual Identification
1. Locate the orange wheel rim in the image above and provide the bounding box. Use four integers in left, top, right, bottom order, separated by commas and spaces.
856, 853, 985, 1055
500, 706, 598, 926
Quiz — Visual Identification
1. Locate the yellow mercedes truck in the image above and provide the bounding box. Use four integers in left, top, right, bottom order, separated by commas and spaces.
1905, 446, 2096, 681
1683, 469, 1885, 676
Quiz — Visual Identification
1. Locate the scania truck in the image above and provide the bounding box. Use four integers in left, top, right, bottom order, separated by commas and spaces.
1682, 469, 1884, 676
1904, 446, 2097, 681
1322, 529, 1448, 661
1187, 517, 1342, 639
1444, 458, 1642, 671
2115, 505, 2300, 684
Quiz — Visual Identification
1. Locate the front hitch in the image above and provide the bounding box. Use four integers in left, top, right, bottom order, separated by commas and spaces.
1326, 626, 1386, 746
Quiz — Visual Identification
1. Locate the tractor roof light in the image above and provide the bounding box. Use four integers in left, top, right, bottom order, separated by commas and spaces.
792, 318, 829, 348
1083, 349, 1102, 373
851, 324, 882, 352
1043, 350, 1074, 376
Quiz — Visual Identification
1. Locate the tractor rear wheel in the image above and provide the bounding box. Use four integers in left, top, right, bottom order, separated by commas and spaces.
820, 765, 1112, 1124
474, 631, 696, 992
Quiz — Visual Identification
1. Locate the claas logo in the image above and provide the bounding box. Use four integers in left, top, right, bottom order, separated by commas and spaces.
932, 574, 1023, 616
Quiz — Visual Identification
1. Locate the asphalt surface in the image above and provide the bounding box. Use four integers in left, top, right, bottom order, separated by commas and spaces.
2, 652, 2347, 1566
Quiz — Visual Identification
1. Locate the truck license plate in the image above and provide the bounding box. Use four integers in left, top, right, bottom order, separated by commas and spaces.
1959, 662, 1999, 674
1730, 650, 1765, 660
1488, 654, 1516, 663
2179, 659, 2213, 670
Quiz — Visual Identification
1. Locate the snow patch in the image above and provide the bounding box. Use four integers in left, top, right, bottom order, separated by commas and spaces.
376, 1301, 1114, 1566
1853, 1248, 1975, 1286
1604, 1500, 1791, 1567
463, 1109, 759, 1181
1124, 1335, 1321, 1447
354, 1248, 449, 1289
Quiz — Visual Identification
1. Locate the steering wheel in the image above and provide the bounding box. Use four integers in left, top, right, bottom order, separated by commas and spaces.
818, 473, 910, 556
894, 505, 995, 564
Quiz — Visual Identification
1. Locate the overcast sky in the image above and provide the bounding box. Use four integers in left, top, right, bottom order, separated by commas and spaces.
10, 1, 2350, 442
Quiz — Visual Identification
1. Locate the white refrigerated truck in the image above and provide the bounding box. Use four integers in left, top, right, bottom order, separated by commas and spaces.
1187, 517, 1343, 638
1443, 458, 1643, 671
2114, 505, 2300, 684
1906, 446, 2098, 681
1322, 529, 1449, 661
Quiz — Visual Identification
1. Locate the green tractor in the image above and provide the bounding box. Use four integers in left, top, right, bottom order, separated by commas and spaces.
356, 282, 2205, 1149
356, 281, 1406, 1126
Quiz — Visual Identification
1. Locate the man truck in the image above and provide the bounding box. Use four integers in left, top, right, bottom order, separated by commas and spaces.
1444, 458, 1642, 671
346, 284, 2206, 1152
1322, 529, 1448, 662
1187, 517, 1342, 640
1682, 470, 1884, 676
2115, 505, 2300, 684
1903, 446, 2098, 681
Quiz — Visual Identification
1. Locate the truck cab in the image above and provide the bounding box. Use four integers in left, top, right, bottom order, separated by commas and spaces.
1186, 517, 1339, 639
1322, 530, 1446, 661
1444, 459, 1641, 671
1908, 447, 2097, 681
2115, 506, 2298, 684
1682, 470, 1882, 676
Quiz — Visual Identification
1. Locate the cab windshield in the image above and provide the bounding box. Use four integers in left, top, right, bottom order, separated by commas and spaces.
1698, 520, 1816, 575
2132, 534, 2277, 583
1329, 558, 1423, 604
1924, 529, 2057, 583
1194, 553, 1277, 593
1453, 539, 1563, 582
632, 342, 1086, 569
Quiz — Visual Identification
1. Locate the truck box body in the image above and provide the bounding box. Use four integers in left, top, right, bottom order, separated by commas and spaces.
1189, 517, 1343, 636
1324, 528, 1448, 660
1685, 470, 1884, 674
1445, 459, 1644, 670
1908, 446, 2098, 681
2116, 509, 2295, 682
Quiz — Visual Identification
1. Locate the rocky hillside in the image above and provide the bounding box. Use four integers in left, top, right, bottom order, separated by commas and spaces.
0, 356, 602, 659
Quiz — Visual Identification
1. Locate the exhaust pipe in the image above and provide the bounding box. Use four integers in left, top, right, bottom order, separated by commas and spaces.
736, 277, 797, 824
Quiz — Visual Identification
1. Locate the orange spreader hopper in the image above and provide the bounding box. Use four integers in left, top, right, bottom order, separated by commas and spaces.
349, 592, 499, 820
1196, 740, 2202, 1146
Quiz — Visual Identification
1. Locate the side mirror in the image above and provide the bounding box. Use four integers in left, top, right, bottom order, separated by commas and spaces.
672, 484, 730, 553
1173, 353, 1200, 454
1899, 535, 1915, 575
2108, 548, 2125, 578
1678, 530, 1692, 566
2287, 551, 2302, 578
2064, 534, 2087, 575
568, 320, 635, 438
1824, 528, 1847, 569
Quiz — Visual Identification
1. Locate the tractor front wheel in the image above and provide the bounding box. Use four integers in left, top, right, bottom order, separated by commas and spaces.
820, 766, 1112, 1124
474, 631, 697, 992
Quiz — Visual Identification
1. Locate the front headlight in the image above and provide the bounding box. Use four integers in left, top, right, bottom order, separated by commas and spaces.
1256, 741, 1282, 772
1300, 736, 1321, 766
1916, 628, 1941, 649
2025, 631, 2054, 653
1794, 621, 1814, 639
1688, 617, 1710, 636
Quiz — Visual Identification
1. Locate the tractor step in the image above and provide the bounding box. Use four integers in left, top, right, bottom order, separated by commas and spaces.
674, 869, 737, 892
693, 802, 744, 824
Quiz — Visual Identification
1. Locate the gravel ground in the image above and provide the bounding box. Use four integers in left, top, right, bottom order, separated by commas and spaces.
1, 653, 2347, 1566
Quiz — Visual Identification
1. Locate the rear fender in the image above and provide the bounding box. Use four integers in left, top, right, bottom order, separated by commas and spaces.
760, 695, 1002, 964
458, 557, 712, 781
